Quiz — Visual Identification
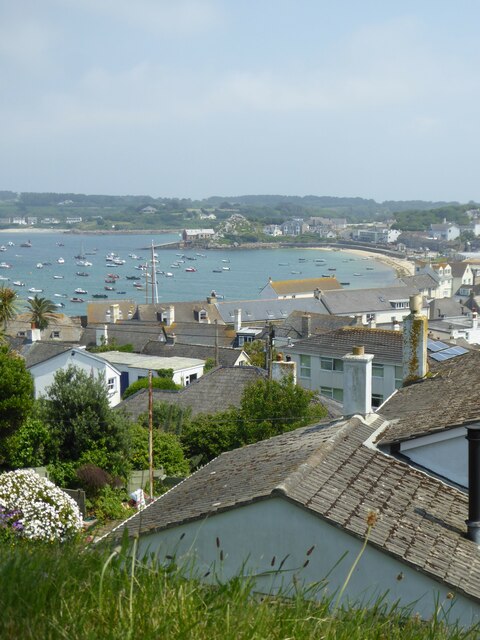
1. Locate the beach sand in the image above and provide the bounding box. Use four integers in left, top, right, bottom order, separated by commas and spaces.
307, 246, 415, 278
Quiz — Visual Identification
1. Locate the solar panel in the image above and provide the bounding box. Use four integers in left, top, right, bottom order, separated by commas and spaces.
441, 346, 468, 357
430, 352, 451, 362
427, 339, 449, 352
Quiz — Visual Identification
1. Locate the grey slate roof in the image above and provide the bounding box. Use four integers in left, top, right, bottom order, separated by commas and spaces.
81, 322, 164, 351
215, 297, 330, 324
136, 301, 223, 324
400, 273, 439, 290
429, 298, 469, 319
320, 285, 418, 315
19, 342, 75, 368
377, 349, 480, 445
286, 326, 403, 364
260, 311, 355, 341
108, 414, 480, 602
117, 366, 267, 420
142, 341, 246, 366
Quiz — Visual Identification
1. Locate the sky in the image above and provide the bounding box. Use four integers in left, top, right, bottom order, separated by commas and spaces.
2, 0, 480, 202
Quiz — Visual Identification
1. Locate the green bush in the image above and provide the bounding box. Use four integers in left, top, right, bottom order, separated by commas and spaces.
181, 410, 241, 465
91, 485, 131, 522
122, 376, 180, 399
129, 424, 189, 477
2, 415, 53, 469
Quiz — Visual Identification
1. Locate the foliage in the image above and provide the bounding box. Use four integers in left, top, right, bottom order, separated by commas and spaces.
1, 413, 52, 469
76, 464, 112, 497
238, 375, 327, 443
0, 346, 34, 440
25, 294, 58, 330
0, 286, 18, 329
181, 410, 241, 465
47, 461, 78, 488
129, 424, 189, 476
90, 485, 131, 522
137, 401, 191, 436
122, 376, 180, 399
89, 339, 134, 353
0, 469, 82, 542
41, 367, 130, 478
0, 544, 477, 639
204, 357, 216, 372
243, 339, 267, 368
156, 368, 174, 379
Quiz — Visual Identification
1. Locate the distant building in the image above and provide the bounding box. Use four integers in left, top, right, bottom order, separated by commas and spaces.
263, 224, 282, 236
140, 206, 157, 213
66, 217, 83, 224
259, 276, 341, 299
280, 218, 308, 236
182, 229, 215, 243
430, 219, 460, 241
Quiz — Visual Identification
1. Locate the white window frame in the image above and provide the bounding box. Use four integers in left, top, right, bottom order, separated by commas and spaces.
300, 354, 311, 378
372, 363, 384, 378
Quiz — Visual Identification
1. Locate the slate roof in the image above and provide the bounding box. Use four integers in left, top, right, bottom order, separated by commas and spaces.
286, 326, 403, 364
429, 298, 469, 319
320, 285, 419, 315
86, 300, 137, 324
257, 311, 355, 342
215, 297, 330, 324
81, 322, 164, 351
377, 349, 480, 445
449, 262, 472, 277
117, 366, 267, 420
268, 276, 341, 295
107, 414, 480, 602
142, 341, 247, 367
400, 273, 439, 290
19, 342, 75, 368
136, 301, 223, 324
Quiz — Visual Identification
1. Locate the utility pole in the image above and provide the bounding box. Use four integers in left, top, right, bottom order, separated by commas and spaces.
148, 370, 154, 500
268, 323, 275, 379
214, 319, 219, 367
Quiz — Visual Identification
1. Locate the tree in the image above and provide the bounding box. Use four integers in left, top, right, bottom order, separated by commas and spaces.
0, 346, 34, 443
243, 339, 268, 368
25, 295, 57, 330
40, 367, 130, 477
129, 424, 189, 476
238, 375, 327, 444
0, 286, 18, 330
181, 410, 240, 466
137, 401, 191, 436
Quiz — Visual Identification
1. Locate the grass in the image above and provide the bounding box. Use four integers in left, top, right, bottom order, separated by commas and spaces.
0, 542, 478, 639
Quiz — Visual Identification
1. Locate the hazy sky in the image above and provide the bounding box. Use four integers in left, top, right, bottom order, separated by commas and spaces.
2, 1, 480, 202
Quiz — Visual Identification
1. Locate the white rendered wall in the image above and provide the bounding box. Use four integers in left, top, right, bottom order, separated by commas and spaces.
136, 497, 480, 626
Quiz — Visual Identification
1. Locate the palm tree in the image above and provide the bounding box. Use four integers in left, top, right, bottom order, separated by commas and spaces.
0, 286, 18, 331
26, 295, 58, 330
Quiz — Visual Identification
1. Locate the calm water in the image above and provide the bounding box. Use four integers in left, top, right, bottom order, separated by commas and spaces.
0, 232, 396, 315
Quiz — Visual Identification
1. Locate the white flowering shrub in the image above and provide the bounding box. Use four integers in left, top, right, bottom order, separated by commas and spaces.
0, 469, 83, 542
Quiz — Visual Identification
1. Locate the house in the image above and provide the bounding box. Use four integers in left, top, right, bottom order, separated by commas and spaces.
104, 303, 480, 625
25, 344, 122, 407
65, 217, 83, 224
140, 206, 157, 214
351, 227, 401, 244
430, 220, 460, 241
5, 313, 83, 343
263, 224, 282, 236
280, 218, 308, 236
256, 310, 355, 348
94, 351, 205, 394
182, 229, 215, 243
286, 327, 403, 407
398, 273, 441, 300
141, 341, 250, 367
415, 262, 453, 298
259, 276, 341, 300
117, 366, 267, 422
450, 262, 474, 296
105, 408, 480, 625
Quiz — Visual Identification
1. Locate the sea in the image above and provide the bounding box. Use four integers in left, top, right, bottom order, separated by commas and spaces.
0, 231, 397, 315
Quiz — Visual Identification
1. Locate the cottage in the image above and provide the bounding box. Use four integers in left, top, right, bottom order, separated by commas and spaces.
259, 276, 341, 300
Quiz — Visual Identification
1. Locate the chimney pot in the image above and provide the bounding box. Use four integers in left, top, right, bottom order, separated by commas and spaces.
352, 345, 365, 355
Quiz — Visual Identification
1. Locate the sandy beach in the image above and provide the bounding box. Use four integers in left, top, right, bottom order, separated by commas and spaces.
307, 246, 415, 278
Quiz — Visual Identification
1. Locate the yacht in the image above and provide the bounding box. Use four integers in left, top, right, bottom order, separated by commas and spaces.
12, 281, 25, 287
53, 275, 64, 279
57, 257, 65, 264
74, 287, 87, 295
0, 246, 6, 252
36, 263, 43, 269
0, 262, 11, 269
28, 287, 43, 293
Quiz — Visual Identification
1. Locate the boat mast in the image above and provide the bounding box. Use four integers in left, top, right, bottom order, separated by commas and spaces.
151, 241, 159, 304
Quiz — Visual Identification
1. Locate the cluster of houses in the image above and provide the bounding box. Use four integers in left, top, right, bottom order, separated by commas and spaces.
7, 263, 480, 624
0, 216, 83, 226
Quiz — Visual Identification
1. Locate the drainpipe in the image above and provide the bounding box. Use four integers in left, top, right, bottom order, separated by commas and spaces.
466, 425, 480, 543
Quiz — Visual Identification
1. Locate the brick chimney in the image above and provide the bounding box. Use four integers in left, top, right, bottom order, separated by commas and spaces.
342, 345, 374, 415
402, 294, 428, 384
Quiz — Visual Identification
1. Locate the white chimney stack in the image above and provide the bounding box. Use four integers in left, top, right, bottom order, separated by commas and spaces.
96, 324, 108, 346
26, 327, 42, 343
342, 345, 374, 416
271, 354, 297, 384
403, 294, 428, 384
234, 308, 242, 332
472, 312, 478, 330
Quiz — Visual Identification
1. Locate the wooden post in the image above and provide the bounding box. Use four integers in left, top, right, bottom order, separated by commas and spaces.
148, 370, 154, 500
214, 319, 219, 366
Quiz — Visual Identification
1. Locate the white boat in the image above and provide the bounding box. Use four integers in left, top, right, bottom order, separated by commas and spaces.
165, 272, 174, 277
222, 266, 230, 271
54, 293, 67, 298
28, 287, 43, 293
7, 242, 14, 247
76, 260, 93, 267
0, 262, 11, 269
36, 263, 43, 269
0, 275, 9, 280
53, 275, 64, 279
57, 257, 65, 264
0, 246, 6, 252
12, 281, 25, 287
74, 287, 87, 294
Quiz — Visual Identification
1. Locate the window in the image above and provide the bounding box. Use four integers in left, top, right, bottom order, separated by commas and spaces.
372, 363, 384, 378
51, 330, 60, 339
320, 357, 343, 371
107, 377, 116, 392
320, 386, 343, 402
372, 393, 383, 408
394, 365, 403, 389
366, 313, 375, 322
300, 355, 311, 378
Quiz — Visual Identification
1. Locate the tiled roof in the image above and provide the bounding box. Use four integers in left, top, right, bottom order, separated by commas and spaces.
270, 277, 341, 295
287, 326, 403, 364
378, 349, 480, 444
117, 366, 267, 420
108, 415, 480, 602
142, 341, 246, 367
320, 285, 418, 315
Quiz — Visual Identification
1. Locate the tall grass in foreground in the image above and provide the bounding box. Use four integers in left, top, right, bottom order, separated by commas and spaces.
0, 543, 477, 640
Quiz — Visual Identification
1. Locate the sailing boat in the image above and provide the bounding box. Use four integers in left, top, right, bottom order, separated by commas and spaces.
74, 242, 86, 260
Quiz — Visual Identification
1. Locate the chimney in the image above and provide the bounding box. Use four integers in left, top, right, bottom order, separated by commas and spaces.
26, 327, 42, 343
473, 312, 478, 330
466, 425, 480, 543
314, 288, 322, 300
108, 304, 120, 324
96, 324, 108, 346
271, 353, 297, 384
402, 294, 428, 384
392, 318, 400, 331
354, 315, 363, 326
165, 305, 175, 327
167, 332, 176, 345
342, 345, 374, 416
234, 308, 242, 332
368, 317, 376, 329
301, 314, 311, 338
